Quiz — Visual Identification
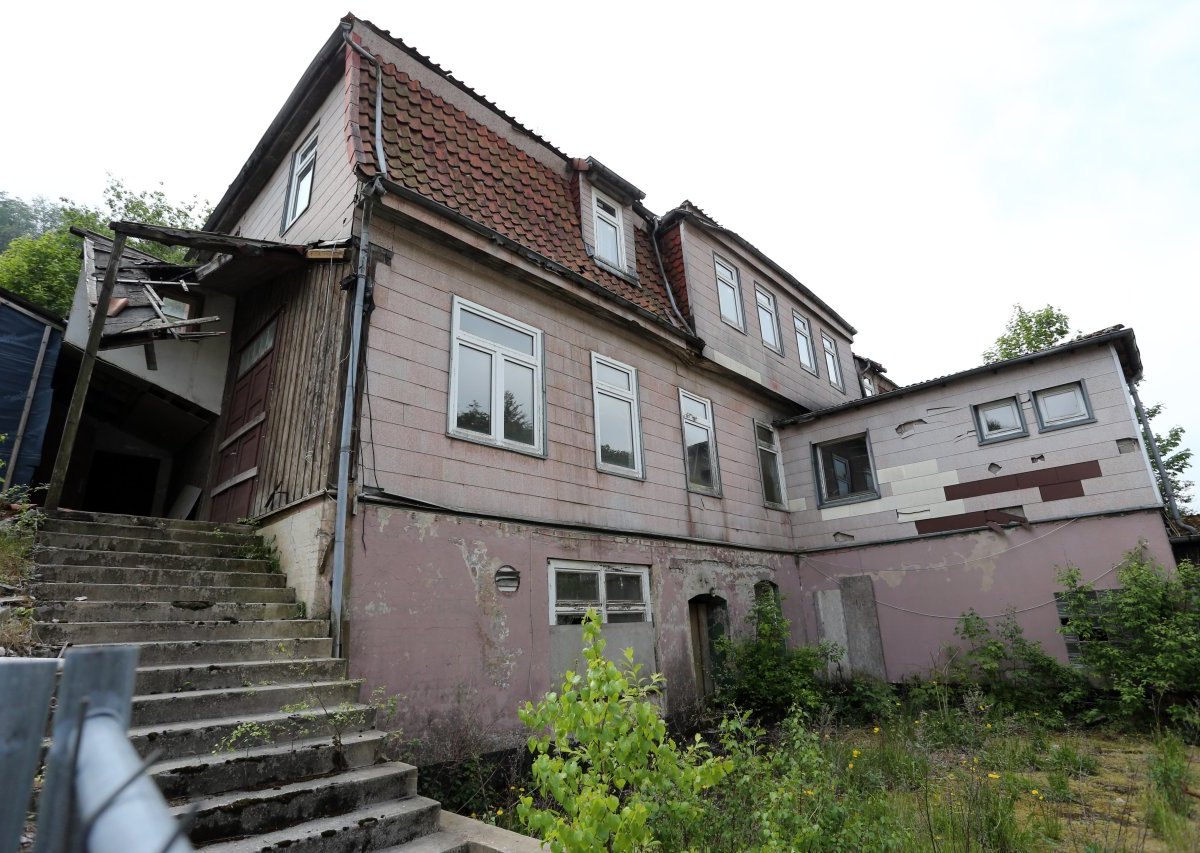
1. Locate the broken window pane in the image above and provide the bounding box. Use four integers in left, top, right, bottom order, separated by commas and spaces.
606, 573, 643, 602
684, 422, 715, 490
759, 446, 784, 505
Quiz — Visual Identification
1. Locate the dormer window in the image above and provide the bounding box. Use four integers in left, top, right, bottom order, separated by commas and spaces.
282, 131, 318, 232
592, 190, 624, 268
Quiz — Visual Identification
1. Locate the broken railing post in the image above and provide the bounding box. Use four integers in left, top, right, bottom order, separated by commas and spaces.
35, 645, 191, 853
0, 659, 58, 852
44, 231, 127, 511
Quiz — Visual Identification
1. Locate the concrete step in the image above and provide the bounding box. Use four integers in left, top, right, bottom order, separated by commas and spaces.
36, 531, 253, 559
132, 679, 362, 726
32, 582, 296, 604
34, 548, 274, 573
180, 762, 418, 844
198, 796, 442, 853
78, 637, 333, 666
137, 657, 347, 694
49, 508, 254, 535
129, 704, 377, 761
376, 832, 470, 853
36, 618, 330, 645
152, 731, 388, 800
36, 600, 301, 623
35, 564, 288, 588
40, 517, 259, 546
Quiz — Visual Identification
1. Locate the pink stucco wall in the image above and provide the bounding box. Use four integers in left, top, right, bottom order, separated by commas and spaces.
347, 503, 802, 743
797, 510, 1175, 680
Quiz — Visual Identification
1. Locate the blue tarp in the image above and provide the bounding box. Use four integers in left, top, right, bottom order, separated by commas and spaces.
0, 302, 62, 487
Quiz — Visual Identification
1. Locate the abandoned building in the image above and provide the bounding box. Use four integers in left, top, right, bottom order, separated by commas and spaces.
25, 13, 1179, 741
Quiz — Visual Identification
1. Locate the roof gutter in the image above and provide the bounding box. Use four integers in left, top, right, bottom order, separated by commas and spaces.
776, 328, 1141, 427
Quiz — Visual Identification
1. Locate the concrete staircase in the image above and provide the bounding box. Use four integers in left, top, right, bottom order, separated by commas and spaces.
32, 509, 468, 853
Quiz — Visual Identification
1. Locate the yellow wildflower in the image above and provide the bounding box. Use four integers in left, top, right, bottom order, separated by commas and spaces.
985, 723, 992, 729
1031, 789, 1039, 796
988, 773, 1001, 779
873, 726, 880, 734
848, 762, 855, 770
804, 789, 815, 796
852, 749, 861, 758
496, 808, 504, 816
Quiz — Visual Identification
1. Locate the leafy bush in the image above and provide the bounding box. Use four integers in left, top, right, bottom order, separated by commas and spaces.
714, 591, 840, 722
516, 610, 730, 851
949, 609, 1085, 713
1058, 551, 1200, 725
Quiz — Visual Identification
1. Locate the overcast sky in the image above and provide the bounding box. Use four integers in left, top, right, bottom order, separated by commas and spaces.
3, 1, 1197, 480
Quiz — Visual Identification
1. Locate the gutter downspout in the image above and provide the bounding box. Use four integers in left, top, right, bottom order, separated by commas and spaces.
330, 181, 383, 657
342, 25, 389, 181
1130, 383, 1197, 535
649, 216, 693, 334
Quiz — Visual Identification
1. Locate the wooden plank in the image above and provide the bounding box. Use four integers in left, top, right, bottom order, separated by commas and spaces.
110, 220, 306, 256
45, 233, 127, 511
0, 659, 57, 853
305, 248, 350, 261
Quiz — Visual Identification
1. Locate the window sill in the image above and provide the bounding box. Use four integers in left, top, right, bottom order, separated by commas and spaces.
686, 484, 722, 498
764, 501, 789, 512
592, 256, 641, 287
718, 316, 747, 335
976, 430, 1030, 447
1037, 416, 1096, 434
597, 464, 646, 481
447, 429, 546, 459
817, 492, 880, 510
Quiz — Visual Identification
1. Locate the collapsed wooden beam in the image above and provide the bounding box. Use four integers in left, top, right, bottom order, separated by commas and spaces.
109, 220, 308, 257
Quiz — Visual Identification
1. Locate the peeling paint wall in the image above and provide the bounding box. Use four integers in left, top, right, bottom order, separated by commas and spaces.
347, 504, 802, 741
796, 511, 1174, 681
782, 345, 1160, 550
257, 495, 334, 618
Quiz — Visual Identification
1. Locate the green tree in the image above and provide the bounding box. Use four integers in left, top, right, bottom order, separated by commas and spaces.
0, 178, 209, 316
981, 304, 1071, 363
1142, 402, 1194, 514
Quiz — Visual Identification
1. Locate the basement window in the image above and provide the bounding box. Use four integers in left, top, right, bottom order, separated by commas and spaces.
814, 433, 878, 506
550, 562, 650, 624
973, 396, 1028, 444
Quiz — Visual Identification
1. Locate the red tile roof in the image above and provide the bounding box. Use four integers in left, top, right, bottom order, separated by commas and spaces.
348, 48, 687, 333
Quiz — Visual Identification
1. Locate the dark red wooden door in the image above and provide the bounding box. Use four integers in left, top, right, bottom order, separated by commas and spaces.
210, 321, 277, 523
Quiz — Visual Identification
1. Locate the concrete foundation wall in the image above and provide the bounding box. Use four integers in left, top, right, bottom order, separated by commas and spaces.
347, 504, 802, 743
257, 495, 334, 618
796, 510, 1175, 681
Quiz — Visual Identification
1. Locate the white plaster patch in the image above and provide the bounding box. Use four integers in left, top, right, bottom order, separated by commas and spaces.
404, 512, 439, 542
788, 497, 808, 512
375, 507, 395, 533
364, 596, 393, 616
706, 348, 763, 385
876, 459, 939, 484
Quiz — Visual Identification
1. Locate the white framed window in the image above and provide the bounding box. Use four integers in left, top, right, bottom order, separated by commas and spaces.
821, 333, 844, 391
793, 312, 818, 375
713, 255, 744, 330
679, 390, 721, 495
549, 561, 651, 625
814, 433, 879, 506
283, 131, 318, 232
1033, 382, 1095, 432
592, 190, 625, 268
754, 286, 782, 353
591, 353, 643, 478
973, 396, 1028, 444
861, 375, 876, 397
448, 297, 543, 453
754, 421, 787, 509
